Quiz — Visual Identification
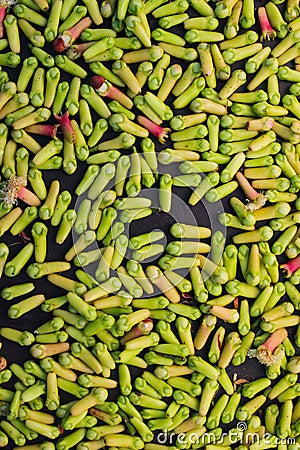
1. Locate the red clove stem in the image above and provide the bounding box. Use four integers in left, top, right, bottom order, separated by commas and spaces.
54, 111, 75, 143
258, 7, 276, 41
256, 328, 288, 366
53, 17, 92, 52
0, 175, 41, 207
25, 124, 58, 138
281, 255, 300, 277
17, 186, 41, 206
90, 76, 120, 99
89, 76, 106, 90
236, 171, 267, 211
137, 115, 170, 144
263, 328, 288, 353
0, 6, 6, 39
90, 76, 133, 109
120, 318, 153, 345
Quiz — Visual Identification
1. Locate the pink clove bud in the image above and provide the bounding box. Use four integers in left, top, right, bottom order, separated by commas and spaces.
256, 328, 288, 366
52, 36, 70, 53
66, 42, 96, 60
53, 17, 92, 52
281, 254, 300, 277
120, 318, 153, 345
258, 7, 276, 42
0, 175, 41, 207
25, 124, 58, 138
0, 6, 6, 39
236, 171, 267, 211
89, 75, 106, 90
137, 115, 170, 144
54, 111, 75, 143
90, 76, 133, 109
0, 0, 13, 39
91, 76, 118, 98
